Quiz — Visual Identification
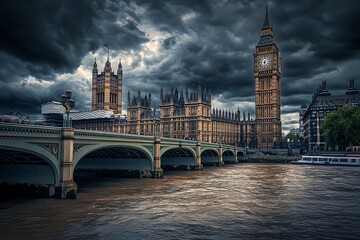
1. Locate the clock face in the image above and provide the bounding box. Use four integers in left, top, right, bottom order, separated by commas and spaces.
259, 55, 271, 69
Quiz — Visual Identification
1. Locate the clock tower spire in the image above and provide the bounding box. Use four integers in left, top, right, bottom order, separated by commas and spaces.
254, 4, 282, 148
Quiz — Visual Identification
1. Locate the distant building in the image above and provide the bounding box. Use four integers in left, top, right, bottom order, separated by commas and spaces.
299, 104, 307, 138
92, 57, 123, 114
41, 101, 65, 127
127, 90, 157, 135
301, 79, 360, 150
70, 109, 127, 133
0, 112, 31, 124
289, 128, 300, 135
41, 102, 127, 132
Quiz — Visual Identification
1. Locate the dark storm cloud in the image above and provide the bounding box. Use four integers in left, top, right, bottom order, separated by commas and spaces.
0, 0, 149, 115
134, 0, 360, 113
1, 0, 360, 130
0, 0, 148, 77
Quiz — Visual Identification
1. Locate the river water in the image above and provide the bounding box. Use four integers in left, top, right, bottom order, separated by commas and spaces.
1, 164, 360, 240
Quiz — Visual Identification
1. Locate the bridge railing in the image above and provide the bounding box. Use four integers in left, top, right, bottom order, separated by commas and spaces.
0, 123, 62, 139
160, 137, 196, 145
74, 129, 155, 142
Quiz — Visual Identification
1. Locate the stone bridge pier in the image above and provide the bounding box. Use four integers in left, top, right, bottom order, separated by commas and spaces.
152, 136, 164, 178
55, 128, 77, 199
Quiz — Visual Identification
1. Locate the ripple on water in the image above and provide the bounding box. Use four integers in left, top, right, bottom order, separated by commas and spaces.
1, 164, 360, 240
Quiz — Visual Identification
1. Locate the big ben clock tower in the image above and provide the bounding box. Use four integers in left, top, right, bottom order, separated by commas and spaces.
254, 5, 282, 148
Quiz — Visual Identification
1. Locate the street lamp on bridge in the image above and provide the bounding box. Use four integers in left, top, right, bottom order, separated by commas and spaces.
60, 89, 75, 128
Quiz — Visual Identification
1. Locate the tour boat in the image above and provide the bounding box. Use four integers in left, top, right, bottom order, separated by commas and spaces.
291, 155, 360, 166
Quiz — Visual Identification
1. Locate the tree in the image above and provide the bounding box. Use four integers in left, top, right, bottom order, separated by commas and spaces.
285, 133, 300, 142
285, 133, 300, 148
321, 105, 360, 150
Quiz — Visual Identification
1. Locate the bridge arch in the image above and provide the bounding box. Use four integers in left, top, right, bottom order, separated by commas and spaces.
237, 151, 245, 161
73, 144, 154, 177
201, 149, 220, 165
0, 142, 59, 185
160, 146, 196, 168
222, 149, 235, 164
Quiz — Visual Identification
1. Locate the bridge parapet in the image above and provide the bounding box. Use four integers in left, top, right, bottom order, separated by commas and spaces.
160, 137, 195, 144
0, 123, 62, 139
74, 129, 154, 142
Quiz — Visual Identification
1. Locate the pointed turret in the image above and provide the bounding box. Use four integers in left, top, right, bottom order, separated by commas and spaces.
179, 89, 185, 107
203, 85, 207, 102
93, 58, 98, 70
346, 78, 359, 95
208, 86, 211, 103
198, 82, 202, 102
174, 87, 179, 104
262, 4, 271, 30
104, 59, 111, 72
117, 59, 123, 76
137, 90, 141, 106
259, 4, 274, 44
160, 86, 164, 103
170, 86, 174, 103
127, 91, 131, 107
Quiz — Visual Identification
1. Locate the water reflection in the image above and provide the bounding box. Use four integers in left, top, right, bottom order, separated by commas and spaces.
1, 164, 360, 239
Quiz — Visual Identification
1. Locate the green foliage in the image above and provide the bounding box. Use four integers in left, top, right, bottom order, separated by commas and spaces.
321, 105, 360, 149
285, 133, 300, 142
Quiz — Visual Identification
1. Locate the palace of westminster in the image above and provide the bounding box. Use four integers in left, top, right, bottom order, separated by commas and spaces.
41, 7, 283, 148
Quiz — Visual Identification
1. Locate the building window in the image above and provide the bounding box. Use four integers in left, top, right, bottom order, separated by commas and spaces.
163, 123, 169, 133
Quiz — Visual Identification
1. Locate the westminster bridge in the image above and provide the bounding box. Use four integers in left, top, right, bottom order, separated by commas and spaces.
0, 123, 245, 199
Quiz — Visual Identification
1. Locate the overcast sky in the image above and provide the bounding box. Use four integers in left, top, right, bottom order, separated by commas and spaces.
0, 0, 359, 132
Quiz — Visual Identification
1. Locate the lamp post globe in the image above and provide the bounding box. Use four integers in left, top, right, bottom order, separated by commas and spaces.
61, 90, 75, 128
70, 98, 75, 108
60, 94, 67, 104
65, 89, 72, 99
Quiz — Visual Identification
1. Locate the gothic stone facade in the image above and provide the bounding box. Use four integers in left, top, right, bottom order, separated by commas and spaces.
124, 85, 256, 147
92, 58, 123, 114
254, 6, 282, 148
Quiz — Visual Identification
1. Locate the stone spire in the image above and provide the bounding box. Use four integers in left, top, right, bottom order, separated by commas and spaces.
262, 3, 271, 30
160, 86, 164, 103
117, 59, 123, 76
93, 58, 98, 75
198, 82, 202, 102
127, 91, 131, 107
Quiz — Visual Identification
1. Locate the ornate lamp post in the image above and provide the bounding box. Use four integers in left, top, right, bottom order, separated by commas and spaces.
60, 89, 75, 128
287, 138, 293, 156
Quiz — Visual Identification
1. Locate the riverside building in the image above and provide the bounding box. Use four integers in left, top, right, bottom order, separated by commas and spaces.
301, 79, 360, 150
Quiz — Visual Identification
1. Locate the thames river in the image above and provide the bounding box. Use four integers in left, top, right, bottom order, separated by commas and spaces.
1, 164, 360, 240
